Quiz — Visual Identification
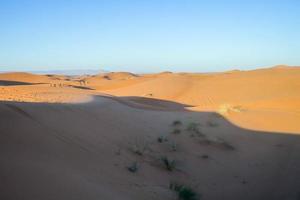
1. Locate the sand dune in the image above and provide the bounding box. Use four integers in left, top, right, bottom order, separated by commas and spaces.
92, 67, 300, 133
1, 67, 300, 132
0, 66, 300, 200
0, 72, 50, 84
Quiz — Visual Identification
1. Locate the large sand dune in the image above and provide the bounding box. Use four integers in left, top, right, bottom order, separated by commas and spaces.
0, 66, 300, 199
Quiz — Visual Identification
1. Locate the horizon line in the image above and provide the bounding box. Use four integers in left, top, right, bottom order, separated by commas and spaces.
0, 64, 299, 75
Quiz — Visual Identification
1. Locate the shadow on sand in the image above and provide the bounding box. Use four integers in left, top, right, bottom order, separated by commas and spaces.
69, 85, 95, 90
0, 80, 44, 86
0, 95, 299, 200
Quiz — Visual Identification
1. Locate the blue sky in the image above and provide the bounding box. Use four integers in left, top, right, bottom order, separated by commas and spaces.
0, 0, 299, 73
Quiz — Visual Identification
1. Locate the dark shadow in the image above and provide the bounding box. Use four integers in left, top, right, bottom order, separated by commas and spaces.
0, 95, 299, 200
0, 80, 43, 86
105, 96, 193, 111
69, 85, 95, 90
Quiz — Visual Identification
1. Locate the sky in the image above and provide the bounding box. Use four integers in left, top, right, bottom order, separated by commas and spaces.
0, 0, 300, 73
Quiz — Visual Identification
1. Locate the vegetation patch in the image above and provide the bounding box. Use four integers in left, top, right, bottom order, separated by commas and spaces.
186, 122, 204, 137
130, 137, 149, 156
206, 121, 218, 127
199, 138, 235, 151
127, 162, 139, 173
161, 156, 176, 171
170, 141, 178, 152
169, 182, 200, 200
172, 128, 181, 134
172, 120, 182, 126
157, 135, 168, 143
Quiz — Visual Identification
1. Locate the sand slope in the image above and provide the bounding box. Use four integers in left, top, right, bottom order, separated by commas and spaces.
0, 98, 300, 200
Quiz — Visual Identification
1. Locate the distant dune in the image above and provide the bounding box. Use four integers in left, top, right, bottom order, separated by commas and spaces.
0, 66, 300, 200
0, 72, 50, 83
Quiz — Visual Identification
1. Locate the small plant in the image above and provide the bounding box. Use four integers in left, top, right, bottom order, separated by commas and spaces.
169, 182, 199, 200
172, 120, 182, 126
170, 141, 177, 151
219, 140, 235, 150
131, 137, 149, 156
127, 162, 139, 173
157, 135, 168, 143
169, 182, 183, 192
186, 122, 204, 137
199, 138, 235, 151
206, 121, 218, 127
161, 156, 176, 171
178, 187, 198, 200
201, 154, 209, 159
172, 128, 181, 134
133, 148, 144, 155
186, 122, 199, 132
132, 145, 144, 155
186, 122, 202, 133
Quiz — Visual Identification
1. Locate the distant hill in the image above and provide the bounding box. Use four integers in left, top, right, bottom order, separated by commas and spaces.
32, 69, 108, 76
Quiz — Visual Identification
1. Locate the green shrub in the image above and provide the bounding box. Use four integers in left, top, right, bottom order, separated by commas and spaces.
169, 182, 199, 200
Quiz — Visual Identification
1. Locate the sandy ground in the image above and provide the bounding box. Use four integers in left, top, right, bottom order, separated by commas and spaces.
0, 66, 300, 200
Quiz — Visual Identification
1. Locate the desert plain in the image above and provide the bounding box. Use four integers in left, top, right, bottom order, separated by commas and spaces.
0, 65, 300, 200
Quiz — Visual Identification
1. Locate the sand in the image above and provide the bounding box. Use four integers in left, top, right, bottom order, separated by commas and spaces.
0, 66, 300, 200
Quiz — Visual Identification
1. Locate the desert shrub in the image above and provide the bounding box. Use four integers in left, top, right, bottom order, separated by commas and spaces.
131, 137, 149, 156
186, 122, 204, 137
172, 128, 181, 134
199, 138, 235, 151
157, 135, 168, 143
132, 145, 145, 155
127, 162, 139, 173
186, 122, 200, 132
178, 187, 198, 200
170, 141, 177, 151
218, 104, 244, 115
161, 156, 176, 171
219, 140, 235, 150
169, 181, 183, 192
169, 182, 199, 200
173, 120, 182, 126
206, 121, 218, 127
